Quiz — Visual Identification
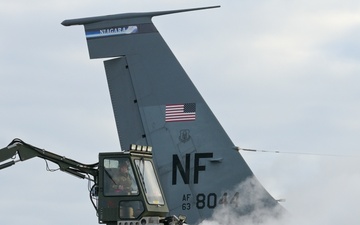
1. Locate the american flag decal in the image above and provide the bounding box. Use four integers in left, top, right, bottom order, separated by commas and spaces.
165, 103, 196, 122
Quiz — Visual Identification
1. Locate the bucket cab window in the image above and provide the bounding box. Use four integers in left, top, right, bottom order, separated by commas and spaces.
134, 159, 164, 205
103, 158, 139, 196
119, 200, 144, 219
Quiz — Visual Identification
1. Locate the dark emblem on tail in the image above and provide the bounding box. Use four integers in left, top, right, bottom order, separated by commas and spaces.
179, 129, 191, 143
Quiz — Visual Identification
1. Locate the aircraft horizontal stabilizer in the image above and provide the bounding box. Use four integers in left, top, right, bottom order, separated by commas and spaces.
62, 6, 220, 26
62, 6, 219, 59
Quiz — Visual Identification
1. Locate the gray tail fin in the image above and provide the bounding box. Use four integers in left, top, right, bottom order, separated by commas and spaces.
63, 6, 282, 223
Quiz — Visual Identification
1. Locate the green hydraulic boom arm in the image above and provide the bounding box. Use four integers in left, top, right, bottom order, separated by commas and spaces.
0, 138, 98, 180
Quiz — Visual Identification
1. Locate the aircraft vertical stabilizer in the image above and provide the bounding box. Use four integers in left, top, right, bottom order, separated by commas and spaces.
63, 6, 283, 223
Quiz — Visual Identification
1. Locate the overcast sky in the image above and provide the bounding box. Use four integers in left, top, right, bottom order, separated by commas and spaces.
1, 1, 360, 224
